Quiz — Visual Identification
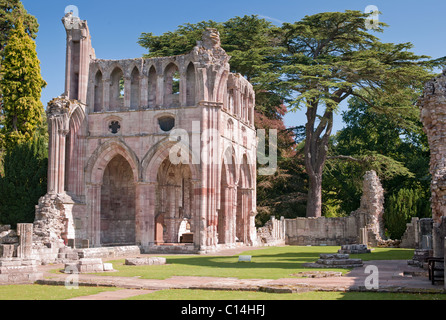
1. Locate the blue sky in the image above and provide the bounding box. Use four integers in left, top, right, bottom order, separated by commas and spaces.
21, 0, 446, 133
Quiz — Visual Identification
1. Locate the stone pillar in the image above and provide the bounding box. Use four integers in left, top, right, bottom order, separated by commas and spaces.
102, 79, 110, 111
164, 185, 176, 243
359, 228, 368, 245
157, 74, 164, 107
17, 224, 33, 259
86, 184, 101, 247
124, 76, 131, 110
47, 98, 71, 195
419, 73, 446, 257
135, 182, 155, 250
140, 76, 149, 109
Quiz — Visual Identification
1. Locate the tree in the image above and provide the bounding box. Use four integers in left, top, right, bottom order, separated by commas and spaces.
323, 96, 431, 217
385, 187, 430, 239
0, 0, 40, 157
0, 0, 38, 54
0, 134, 47, 227
274, 10, 440, 217
0, 19, 46, 149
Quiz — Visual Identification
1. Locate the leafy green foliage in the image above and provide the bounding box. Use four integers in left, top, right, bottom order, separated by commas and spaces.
0, 0, 38, 54
0, 134, 47, 227
384, 188, 431, 239
273, 10, 440, 217
323, 96, 431, 235
0, 20, 46, 148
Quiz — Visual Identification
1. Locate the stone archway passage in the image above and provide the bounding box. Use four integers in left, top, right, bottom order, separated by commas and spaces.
155, 158, 194, 244
100, 155, 136, 246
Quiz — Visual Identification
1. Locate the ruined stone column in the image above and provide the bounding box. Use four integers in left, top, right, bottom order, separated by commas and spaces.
102, 79, 110, 111
62, 12, 95, 104
86, 183, 101, 247
419, 72, 446, 257
17, 224, 33, 259
47, 98, 70, 195
135, 182, 155, 250
124, 76, 131, 110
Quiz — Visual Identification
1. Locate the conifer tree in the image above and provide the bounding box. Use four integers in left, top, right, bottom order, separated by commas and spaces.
0, 134, 47, 227
0, 19, 46, 149
275, 11, 441, 217
0, 0, 38, 54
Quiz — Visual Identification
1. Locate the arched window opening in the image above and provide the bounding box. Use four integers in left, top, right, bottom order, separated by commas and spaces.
186, 62, 196, 106
164, 63, 180, 107
110, 67, 124, 111
158, 116, 175, 132
94, 70, 103, 112
130, 67, 140, 110
148, 66, 157, 108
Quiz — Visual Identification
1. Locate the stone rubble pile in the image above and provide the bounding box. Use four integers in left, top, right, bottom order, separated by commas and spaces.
0, 259, 43, 284
303, 253, 363, 269
64, 258, 115, 274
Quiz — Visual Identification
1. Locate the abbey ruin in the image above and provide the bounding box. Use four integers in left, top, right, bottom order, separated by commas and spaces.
1, 13, 444, 287
31, 13, 258, 256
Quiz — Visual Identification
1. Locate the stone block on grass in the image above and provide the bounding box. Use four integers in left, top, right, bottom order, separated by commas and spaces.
124, 257, 166, 266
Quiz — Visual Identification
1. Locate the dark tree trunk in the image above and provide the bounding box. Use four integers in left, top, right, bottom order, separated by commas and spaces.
304, 102, 333, 218
306, 172, 322, 218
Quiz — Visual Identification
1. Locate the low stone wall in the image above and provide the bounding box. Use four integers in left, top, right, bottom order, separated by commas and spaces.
284, 171, 385, 247
257, 216, 286, 246
147, 244, 198, 254
285, 216, 360, 246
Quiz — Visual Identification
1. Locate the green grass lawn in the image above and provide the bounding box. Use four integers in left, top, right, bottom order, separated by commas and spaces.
0, 284, 119, 300
126, 289, 446, 300
0, 246, 433, 301
89, 246, 415, 280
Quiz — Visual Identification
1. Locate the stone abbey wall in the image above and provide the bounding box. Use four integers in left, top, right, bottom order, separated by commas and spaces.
32, 13, 258, 255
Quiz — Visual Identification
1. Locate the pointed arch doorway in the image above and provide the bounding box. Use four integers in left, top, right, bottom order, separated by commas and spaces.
100, 154, 136, 246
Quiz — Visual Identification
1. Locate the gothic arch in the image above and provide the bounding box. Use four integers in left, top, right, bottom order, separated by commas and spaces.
130, 66, 141, 110
236, 153, 253, 243
163, 62, 180, 107
186, 62, 196, 106
214, 70, 229, 104
141, 139, 200, 183
85, 139, 139, 185
147, 65, 157, 108
109, 66, 125, 111
93, 70, 103, 112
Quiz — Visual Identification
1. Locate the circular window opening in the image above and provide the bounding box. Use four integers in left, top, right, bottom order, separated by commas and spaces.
109, 121, 121, 134
158, 116, 175, 132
